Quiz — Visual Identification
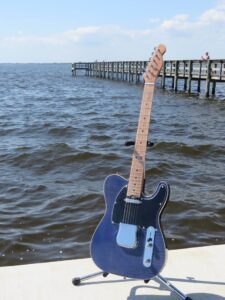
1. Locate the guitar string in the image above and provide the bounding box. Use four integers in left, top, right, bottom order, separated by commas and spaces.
125, 202, 128, 223
124, 87, 154, 224
123, 198, 143, 224
125, 203, 128, 223
123, 201, 126, 223
124, 202, 129, 223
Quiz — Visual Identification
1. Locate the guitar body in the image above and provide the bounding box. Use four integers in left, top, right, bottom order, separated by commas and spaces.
91, 174, 170, 280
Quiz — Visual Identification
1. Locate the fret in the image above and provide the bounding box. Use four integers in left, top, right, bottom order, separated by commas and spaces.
137, 125, 149, 131
135, 143, 148, 150
140, 118, 150, 123
137, 124, 150, 130
142, 104, 151, 109
131, 155, 145, 161
143, 89, 154, 94
133, 149, 146, 155
133, 149, 146, 154
135, 139, 148, 145
130, 164, 144, 170
129, 177, 143, 182
136, 134, 148, 140
139, 112, 151, 119
129, 176, 143, 182
132, 152, 145, 158
136, 132, 149, 136
135, 142, 148, 146
140, 113, 150, 117
140, 114, 151, 120
128, 180, 143, 185
130, 165, 143, 170
129, 186, 143, 192
133, 151, 146, 157
127, 184, 143, 191
129, 178, 143, 184
129, 182, 143, 187
136, 128, 149, 133
138, 116, 150, 121
133, 156, 144, 162
139, 119, 150, 124
135, 134, 148, 139
137, 124, 149, 130
137, 127, 149, 133
129, 184, 143, 191
130, 163, 144, 168
129, 170, 143, 175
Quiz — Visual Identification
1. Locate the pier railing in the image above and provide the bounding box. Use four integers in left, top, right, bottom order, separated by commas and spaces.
72, 60, 225, 97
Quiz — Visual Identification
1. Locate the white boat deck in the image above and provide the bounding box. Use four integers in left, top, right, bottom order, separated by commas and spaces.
0, 244, 225, 300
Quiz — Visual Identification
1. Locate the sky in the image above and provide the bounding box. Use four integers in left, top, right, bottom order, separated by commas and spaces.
0, 0, 225, 62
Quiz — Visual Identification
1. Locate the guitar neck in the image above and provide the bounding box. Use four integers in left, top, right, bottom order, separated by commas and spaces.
127, 84, 155, 198
126, 44, 166, 199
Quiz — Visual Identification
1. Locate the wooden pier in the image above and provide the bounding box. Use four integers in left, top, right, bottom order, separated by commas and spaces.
72, 60, 225, 97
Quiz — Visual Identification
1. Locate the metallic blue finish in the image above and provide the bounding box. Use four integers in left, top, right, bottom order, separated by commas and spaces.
91, 174, 169, 280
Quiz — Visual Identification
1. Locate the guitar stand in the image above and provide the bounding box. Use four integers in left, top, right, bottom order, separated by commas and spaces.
72, 271, 192, 300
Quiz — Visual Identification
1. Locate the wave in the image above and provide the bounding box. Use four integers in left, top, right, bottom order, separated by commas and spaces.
154, 141, 225, 156
48, 126, 77, 136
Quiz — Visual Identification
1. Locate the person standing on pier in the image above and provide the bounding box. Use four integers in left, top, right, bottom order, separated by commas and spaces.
201, 52, 210, 60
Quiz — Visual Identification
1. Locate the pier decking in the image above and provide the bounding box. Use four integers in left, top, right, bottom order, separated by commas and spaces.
72, 60, 225, 97
1, 245, 225, 299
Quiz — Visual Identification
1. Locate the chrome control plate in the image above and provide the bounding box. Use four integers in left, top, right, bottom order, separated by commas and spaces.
143, 226, 157, 267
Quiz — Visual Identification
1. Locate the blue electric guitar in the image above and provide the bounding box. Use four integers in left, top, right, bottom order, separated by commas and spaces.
91, 45, 169, 280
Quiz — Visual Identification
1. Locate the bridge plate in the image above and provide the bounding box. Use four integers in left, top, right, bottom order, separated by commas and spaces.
116, 223, 138, 249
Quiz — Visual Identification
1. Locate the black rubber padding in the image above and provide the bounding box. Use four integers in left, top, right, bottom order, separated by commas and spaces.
103, 272, 109, 277
144, 279, 150, 284
72, 277, 81, 286
185, 297, 193, 300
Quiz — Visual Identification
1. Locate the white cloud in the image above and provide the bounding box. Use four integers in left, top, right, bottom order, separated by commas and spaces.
149, 18, 161, 24
198, 8, 225, 25
157, 3, 225, 59
216, 0, 225, 9
1, 25, 153, 47
0, 2, 225, 62
0, 25, 157, 62
1, 26, 101, 45
63, 26, 101, 42
160, 14, 190, 30
2, 2, 225, 47
160, 3, 225, 31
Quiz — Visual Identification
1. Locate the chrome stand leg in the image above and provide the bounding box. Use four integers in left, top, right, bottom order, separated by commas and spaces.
72, 271, 192, 300
72, 271, 109, 286
155, 274, 192, 300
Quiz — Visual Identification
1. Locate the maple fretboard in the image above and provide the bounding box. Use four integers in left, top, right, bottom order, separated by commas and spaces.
126, 45, 166, 198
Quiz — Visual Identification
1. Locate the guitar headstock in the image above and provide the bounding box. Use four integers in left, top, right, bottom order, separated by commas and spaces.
144, 44, 166, 84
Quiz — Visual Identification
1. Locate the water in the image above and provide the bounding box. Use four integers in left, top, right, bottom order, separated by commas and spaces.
0, 64, 224, 267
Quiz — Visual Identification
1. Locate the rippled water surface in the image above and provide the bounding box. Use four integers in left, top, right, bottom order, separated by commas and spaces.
0, 63, 224, 266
